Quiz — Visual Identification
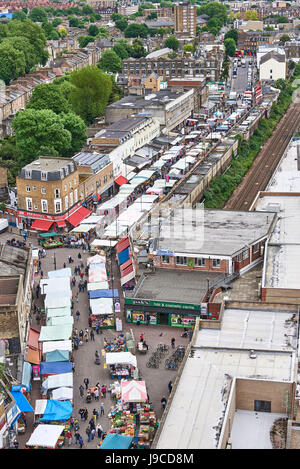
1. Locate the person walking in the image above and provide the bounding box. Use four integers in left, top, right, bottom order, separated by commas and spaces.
84, 378, 89, 390
93, 409, 98, 425
84, 409, 89, 421
100, 402, 105, 416
101, 384, 107, 398
74, 432, 80, 445
76, 310, 80, 321
161, 396, 167, 410
171, 337, 175, 349
66, 430, 73, 446
94, 387, 99, 401
79, 384, 84, 398
79, 435, 84, 449
84, 329, 89, 343
90, 329, 95, 341
96, 423, 104, 439
168, 380, 173, 394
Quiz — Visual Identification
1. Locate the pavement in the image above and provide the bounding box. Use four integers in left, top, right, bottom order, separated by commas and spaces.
1, 228, 189, 449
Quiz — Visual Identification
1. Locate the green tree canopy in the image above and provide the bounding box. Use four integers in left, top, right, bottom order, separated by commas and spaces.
42, 21, 59, 40
98, 50, 122, 73
164, 35, 179, 51
68, 16, 80, 27
68, 66, 112, 124
27, 83, 70, 114
115, 18, 128, 32
12, 11, 27, 21
124, 23, 149, 38
6, 19, 49, 66
279, 34, 290, 44
59, 112, 87, 157
224, 37, 236, 57
224, 28, 238, 44
52, 18, 61, 27
77, 35, 95, 48
184, 44, 194, 53
88, 24, 99, 37
0, 36, 37, 74
28, 6, 48, 23
0, 43, 26, 84
113, 42, 129, 59
131, 39, 147, 58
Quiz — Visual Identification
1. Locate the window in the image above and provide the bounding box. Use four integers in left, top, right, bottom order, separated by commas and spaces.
32, 186, 36, 191
243, 249, 249, 260
212, 259, 220, 268
195, 258, 206, 267
69, 181, 72, 188
69, 191, 73, 206
41, 171, 47, 181
26, 186, 30, 192
55, 201, 62, 213
25, 170, 31, 179
253, 243, 259, 254
26, 197, 32, 211
254, 400, 271, 413
73, 179, 76, 186
65, 195, 69, 210
176, 256, 187, 265
237, 253, 242, 262
162, 255, 170, 264
54, 188, 60, 198
64, 184, 67, 192
74, 189, 78, 203
41, 199, 48, 213
41, 187, 46, 194
104, 175, 107, 183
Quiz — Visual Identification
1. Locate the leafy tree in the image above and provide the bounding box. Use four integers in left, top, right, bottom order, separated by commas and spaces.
224, 37, 236, 57
244, 9, 258, 20
12, 11, 27, 21
7, 19, 49, 66
108, 75, 124, 105
27, 83, 70, 114
184, 44, 194, 53
28, 7, 48, 23
59, 27, 67, 38
82, 5, 94, 15
147, 12, 157, 20
52, 18, 61, 27
224, 28, 238, 44
59, 112, 87, 157
98, 50, 122, 73
115, 18, 128, 32
113, 42, 129, 59
279, 34, 290, 44
88, 24, 99, 37
0, 36, 37, 74
110, 13, 123, 21
164, 35, 179, 51
77, 35, 95, 48
69, 16, 80, 27
131, 39, 147, 58
0, 43, 26, 84
12, 109, 72, 166
277, 16, 289, 23
69, 66, 112, 124
94, 14, 102, 21
124, 23, 149, 38
42, 21, 59, 40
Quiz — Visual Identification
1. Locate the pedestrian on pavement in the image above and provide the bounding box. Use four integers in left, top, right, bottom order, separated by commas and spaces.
13, 440, 19, 449
80, 271, 84, 279
63, 262, 66, 269
79, 385, 84, 398
74, 432, 80, 445
84, 279, 88, 290
96, 423, 103, 439
78, 252, 82, 260
146, 314, 150, 326
76, 310, 80, 320
93, 409, 98, 424
75, 293, 79, 303
94, 387, 99, 400
66, 430, 73, 446
84, 378, 89, 390
79, 408, 85, 420
84, 330, 89, 342
79, 329, 84, 339
89, 418, 95, 430
79, 435, 84, 448
139, 333, 144, 342
100, 402, 104, 416
168, 381, 173, 394
171, 337, 175, 349
101, 385, 107, 398
161, 396, 167, 410
96, 322, 100, 335
84, 409, 89, 421
90, 329, 95, 341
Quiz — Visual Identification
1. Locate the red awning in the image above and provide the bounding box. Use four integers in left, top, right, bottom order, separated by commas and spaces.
56, 220, 66, 228
66, 206, 91, 227
120, 258, 132, 271
117, 236, 130, 253
31, 219, 53, 231
27, 328, 40, 350
115, 175, 128, 186
121, 263, 134, 278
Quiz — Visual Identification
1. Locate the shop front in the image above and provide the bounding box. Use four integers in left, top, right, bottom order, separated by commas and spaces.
125, 298, 202, 327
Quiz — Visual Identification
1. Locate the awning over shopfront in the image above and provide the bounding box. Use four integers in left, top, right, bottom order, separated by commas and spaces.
66, 206, 91, 227
117, 236, 130, 254
31, 219, 53, 231
41, 372, 73, 391
11, 391, 34, 412
22, 361, 32, 391
26, 347, 41, 365
115, 175, 128, 186
27, 327, 40, 350
39, 325, 72, 342
56, 220, 66, 228
45, 350, 69, 363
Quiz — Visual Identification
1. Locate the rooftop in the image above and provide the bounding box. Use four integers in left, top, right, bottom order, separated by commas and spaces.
106, 90, 189, 110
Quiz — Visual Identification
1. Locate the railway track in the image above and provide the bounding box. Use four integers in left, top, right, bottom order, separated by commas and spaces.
224, 103, 300, 211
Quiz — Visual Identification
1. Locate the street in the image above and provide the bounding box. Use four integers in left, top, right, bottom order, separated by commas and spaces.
1, 228, 188, 449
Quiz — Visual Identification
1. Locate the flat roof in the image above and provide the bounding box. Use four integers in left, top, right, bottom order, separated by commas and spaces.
73, 152, 107, 166
24, 157, 74, 172
107, 90, 187, 109
157, 209, 276, 257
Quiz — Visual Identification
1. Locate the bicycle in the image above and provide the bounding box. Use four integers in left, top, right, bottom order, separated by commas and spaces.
146, 359, 159, 369
156, 343, 169, 354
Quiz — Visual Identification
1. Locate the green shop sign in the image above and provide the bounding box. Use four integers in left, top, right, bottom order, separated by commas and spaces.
125, 298, 201, 311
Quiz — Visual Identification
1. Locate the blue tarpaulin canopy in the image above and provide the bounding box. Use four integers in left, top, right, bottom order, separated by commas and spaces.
100, 433, 133, 449
39, 400, 73, 422
40, 361, 73, 376
22, 361, 32, 391
10, 392, 34, 412
45, 350, 69, 362
118, 248, 130, 265
89, 289, 119, 299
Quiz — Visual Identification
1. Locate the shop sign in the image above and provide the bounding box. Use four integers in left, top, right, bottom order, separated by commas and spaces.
6, 405, 18, 426
125, 298, 200, 311
156, 248, 174, 256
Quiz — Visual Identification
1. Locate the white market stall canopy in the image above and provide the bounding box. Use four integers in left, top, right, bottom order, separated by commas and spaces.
90, 297, 114, 316
42, 372, 73, 391
47, 315, 74, 326
97, 194, 128, 214
46, 306, 71, 318
34, 400, 47, 416
87, 281, 109, 291
45, 296, 71, 311
91, 239, 118, 249
83, 215, 104, 224
106, 352, 137, 368
39, 325, 72, 342
40, 278, 71, 295
71, 224, 96, 233
89, 265, 107, 283
26, 424, 65, 448
48, 268, 72, 279
42, 340, 72, 354
51, 386, 73, 402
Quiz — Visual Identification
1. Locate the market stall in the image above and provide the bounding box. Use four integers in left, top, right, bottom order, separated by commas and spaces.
45, 350, 69, 363
51, 387, 73, 403
39, 325, 72, 343
121, 380, 147, 403
25, 424, 65, 449
40, 361, 73, 377
42, 340, 72, 355
41, 372, 73, 394
46, 315, 74, 326
87, 281, 109, 291
105, 352, 137, 380
38, 232, 63, 249
89, 297, 115, 329
87, 254, 106, 265
40, 278, 71, 296
100, 433, 133, 450
104, 334, 126, 353
48, 268, 72, 279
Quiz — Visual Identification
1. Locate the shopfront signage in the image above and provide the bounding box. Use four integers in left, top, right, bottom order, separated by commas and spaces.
125, 298, 201, 311
18, 201, 81, 221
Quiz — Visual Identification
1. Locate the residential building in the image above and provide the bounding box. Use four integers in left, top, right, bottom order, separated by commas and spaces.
146, 48, 172, 60
238, 20, 264, 32
142, 7, 173, 18
16, 157, 86, 232
122, 52, 223, 82
174, 2, 197, 38
0, 168, 8, 203
167, 77, 208, 109
259, 50, 287, 81
105, 90, 195, 132
237, 31, 275, 54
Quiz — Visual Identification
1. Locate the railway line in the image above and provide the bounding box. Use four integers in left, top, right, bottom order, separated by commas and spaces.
224, 103, 300, 211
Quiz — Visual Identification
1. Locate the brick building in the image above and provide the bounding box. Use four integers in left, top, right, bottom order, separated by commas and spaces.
174, 2, 197, 38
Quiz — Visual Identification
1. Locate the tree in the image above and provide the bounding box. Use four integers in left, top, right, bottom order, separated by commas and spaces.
279, 34, 290, 44
88, 24, 99, 37
224, 37, 236, 57
224, 28, 238, 44
12, 109, 72, 166
113, 42, 129, 59
59, 112, 87, 157
77, 35, 95, 48
277, 16, 289, 23
82, 5, 94, 15
12, 11, 27, 21
28, 7, 48, 23
131, 39, 146, 58
110, 13, 123, 21
184, 44, 194, 53
52, 18, 61, 27
69, 16, 80, 27
147, 12, 157, 20
164, 35, 179, 51
69, 66, 112, 124
115, 18, 128, 32
0, 43, 26, 84
59, 27, 67, 38
42, 21, 59, 40
98, 50, 122, 73
124, 23, 149, 38
1, 36, 37, 74
7, 19, 49, 66
27, 83, 70, 114
244, 10, 258, 20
